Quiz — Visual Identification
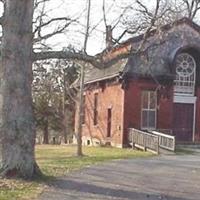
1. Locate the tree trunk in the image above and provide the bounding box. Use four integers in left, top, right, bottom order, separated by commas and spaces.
63, 121, 68, 144
63, 77, 68, 144
43, 119, 49, 144
0, 0, 41, 178
77, 64, 84, 156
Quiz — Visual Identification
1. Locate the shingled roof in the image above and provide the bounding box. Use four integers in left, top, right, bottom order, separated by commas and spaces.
85, 18, 200, 84
84, 59, 127, 84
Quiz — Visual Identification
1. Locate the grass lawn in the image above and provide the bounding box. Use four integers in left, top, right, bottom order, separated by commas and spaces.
0, 145, 152, 200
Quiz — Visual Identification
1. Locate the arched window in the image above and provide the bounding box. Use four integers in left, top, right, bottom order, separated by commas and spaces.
174, 53, 196, 96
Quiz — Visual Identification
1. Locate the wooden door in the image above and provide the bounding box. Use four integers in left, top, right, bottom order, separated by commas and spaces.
173, 103, 194, 142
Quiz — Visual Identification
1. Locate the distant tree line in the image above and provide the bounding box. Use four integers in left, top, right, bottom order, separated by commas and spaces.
32, 59, 79, 144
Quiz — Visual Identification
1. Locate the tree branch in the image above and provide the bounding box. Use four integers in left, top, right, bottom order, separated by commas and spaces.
34, 0, 50, 10
0, 17, 2, 25
33, 51, 101, 66
34, 17, 73, 34
83, 0, 91, 53
34, 21, 73, 43
33, 44, 134, 70
102, 0, 108, 28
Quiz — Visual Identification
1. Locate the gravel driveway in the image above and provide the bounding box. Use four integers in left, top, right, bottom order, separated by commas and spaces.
39, 152, 200, 200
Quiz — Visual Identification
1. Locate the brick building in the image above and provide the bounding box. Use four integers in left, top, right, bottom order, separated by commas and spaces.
75, 18, 200, 147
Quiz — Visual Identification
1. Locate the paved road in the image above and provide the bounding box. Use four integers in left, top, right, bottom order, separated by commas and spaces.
39, 152, 200, 200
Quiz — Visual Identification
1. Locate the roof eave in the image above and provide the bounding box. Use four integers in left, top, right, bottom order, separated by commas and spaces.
84, 73, 120, 85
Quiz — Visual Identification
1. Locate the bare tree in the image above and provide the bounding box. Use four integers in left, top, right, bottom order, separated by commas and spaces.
0, 0, 86, 178
0, 0, 41, 178
0, 0, 100, 178
182, 0, 200, 20
76, 0, 91, 157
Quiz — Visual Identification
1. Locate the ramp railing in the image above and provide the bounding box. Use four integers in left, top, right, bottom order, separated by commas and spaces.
151, 131, 175, 151
128, 128, 159, 154
128, 128, 176, 154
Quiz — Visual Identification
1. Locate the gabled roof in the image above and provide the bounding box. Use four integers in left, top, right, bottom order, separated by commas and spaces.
85, 18, 200, 84
84, 59, 127, 84
100, 17, 200, 58
120, 17, 200, 46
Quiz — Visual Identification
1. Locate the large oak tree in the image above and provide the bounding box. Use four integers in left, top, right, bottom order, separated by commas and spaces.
0, 0, 41, 178
0, 0, 118, 178
0, 0, 98, 178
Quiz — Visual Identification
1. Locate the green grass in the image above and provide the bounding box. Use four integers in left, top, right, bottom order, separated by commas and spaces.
0, 145, 152, 200
0, 179, 42, 200
36, 145, 152, 176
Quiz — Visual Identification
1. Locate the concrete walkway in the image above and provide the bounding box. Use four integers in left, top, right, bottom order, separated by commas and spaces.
38, 152, 200, 200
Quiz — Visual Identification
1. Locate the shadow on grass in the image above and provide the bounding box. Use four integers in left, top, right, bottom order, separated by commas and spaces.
33, 173, 56, 183
34, 154, 94, 184
40, 178, 190, 200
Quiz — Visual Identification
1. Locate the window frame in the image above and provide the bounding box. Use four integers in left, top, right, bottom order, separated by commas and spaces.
141, 90, 157, 130
93, 93, 98, 125
107, 108, 112, 137
174, 53, 196, 96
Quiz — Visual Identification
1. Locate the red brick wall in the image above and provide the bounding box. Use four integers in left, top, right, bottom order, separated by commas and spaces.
123, 80, 143, 135
123, 79, 174, 144
75, 78, 200, 147
157, 87, 173, 130
75, 82, 124, 147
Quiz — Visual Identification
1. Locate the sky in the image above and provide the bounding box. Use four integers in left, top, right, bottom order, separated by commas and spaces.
41, 0, 135, 55
47, 0, 200, 55
0, 0, 167, 55
0, 1, 199, 55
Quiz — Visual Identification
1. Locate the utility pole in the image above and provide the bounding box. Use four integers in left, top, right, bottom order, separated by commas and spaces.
77, 0, 91, 156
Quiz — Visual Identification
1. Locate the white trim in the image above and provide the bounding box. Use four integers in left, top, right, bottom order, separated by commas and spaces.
174, 53, 196, 96
152, 131, 175, 139
173, 95, 196, 104
193, 101, 196, 142
141, 91, 157, 130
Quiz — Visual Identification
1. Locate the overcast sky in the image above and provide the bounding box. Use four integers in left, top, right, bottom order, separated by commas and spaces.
1, 1, 199, 55
0, 1, 166, 55
0, 0, 139, 54
41, 0, 135, 55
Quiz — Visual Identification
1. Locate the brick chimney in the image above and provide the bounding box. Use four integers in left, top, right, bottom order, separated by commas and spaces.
106, 25, 114, 48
